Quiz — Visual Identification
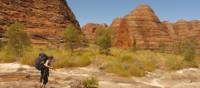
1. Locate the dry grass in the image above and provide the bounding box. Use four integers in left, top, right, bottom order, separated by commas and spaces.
0, 51, 16, 63
99, 48, 200, 77
0, 44, 200, 77
52, 46, 98, 68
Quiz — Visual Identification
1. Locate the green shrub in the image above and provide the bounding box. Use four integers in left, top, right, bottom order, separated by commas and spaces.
104, 53, 146, 77
158, 42, 166, 53
172, 39, 197, 62
82, 77, 99, 88
0, 51, 16, 63
180, 39, 196, 62
6, 22, 31, 57
20, 49, 39, 65
67, 56, 91, 67
105, 62, 131, 77
164, 55, 184, 71
96, 28, 113, 55
53, 57, 70, 68
63, 25, 80, 54
53, 54, 91, 68
128, 64, 145, 77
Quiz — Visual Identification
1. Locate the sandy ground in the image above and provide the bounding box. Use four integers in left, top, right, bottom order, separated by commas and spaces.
0, 63, 200, 88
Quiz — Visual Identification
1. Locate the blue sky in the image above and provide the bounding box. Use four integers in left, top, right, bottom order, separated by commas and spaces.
67, 0, 200, 26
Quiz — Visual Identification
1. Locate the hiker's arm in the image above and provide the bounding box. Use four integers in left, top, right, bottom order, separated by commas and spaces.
44, 60, 53, 69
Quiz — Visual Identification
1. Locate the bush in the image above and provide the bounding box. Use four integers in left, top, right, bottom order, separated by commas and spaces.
172, 39, 197, 62
53, 52, 92, 68
164, 55, 184, 71
63, 25, 80, 54
103, 53, 146, 77
158, 42, 166, 53
67, 56, 91, 67
82, 77, 98, 88
6, 22, 31, 57
19, 49, 39, 65
180, 39, 196, 62
0, 51, 16, 63
96, 28, 113, 55
105, 62, 131, 77
53, 57, 70, 68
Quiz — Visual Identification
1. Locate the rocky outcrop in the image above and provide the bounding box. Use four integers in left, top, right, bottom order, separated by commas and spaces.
113, 18, 132, 48
0, 0, 80, 44
110, 17, 122, 31
82, 23, 108, 41
162, 20, 200, 52
111, 4, 200, 52
112, 4, 171, 50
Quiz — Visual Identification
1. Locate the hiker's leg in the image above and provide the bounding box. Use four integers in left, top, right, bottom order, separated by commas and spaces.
40, 70, 43, 83
40, 68, 45, 83
43, 70, 49, 85
40, 84, 45, 88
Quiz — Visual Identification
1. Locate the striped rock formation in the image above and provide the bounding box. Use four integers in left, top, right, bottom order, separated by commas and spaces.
0, 0, 80, 45
111, 4, 200, 53
165, 20, 200, 52
82, 23, 108, 41
112, 4, 172, 50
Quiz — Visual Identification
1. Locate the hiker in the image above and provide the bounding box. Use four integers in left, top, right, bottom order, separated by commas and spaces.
35, 53, 54, 88
41, 56, 54, 88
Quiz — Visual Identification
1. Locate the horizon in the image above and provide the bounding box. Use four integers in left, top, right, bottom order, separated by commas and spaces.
67, 0, 200, 26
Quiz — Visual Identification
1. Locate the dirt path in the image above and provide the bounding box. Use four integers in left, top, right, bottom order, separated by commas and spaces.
0, 63, 200, 88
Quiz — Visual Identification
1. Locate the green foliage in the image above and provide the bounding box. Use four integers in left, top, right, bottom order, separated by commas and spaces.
164, 55, 184, 70
51, 47, 95, 68
0, 40, 4, 50
20, 48, 39, 65
0, 51, 16, 63
131, 39, 137, 52
64, 25, 80, 53
96, 28, 113, 55
101, 48, 200, 77
180, 39, 196, 61
104, 53, 146, 77
158, 42, 166, 53
6, 22, 31, 57
172, 39, 197, 62
82, 77, 98, 88
53, 54, 91, 68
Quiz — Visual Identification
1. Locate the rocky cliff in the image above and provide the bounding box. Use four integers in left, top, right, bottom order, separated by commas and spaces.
0, 0, 80, 45
110, 4, 200, 52
82, 23, 108, 42
112, 4, 171, 50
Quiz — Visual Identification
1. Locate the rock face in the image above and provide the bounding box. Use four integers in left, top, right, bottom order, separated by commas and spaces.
110, 17, 122, 31
0, 0, 80, 44
113, 18, 132, 48
82, 23, 108, 41
111, 4, 200, 52
162, 20, 200, 52
113, 4, 170, 50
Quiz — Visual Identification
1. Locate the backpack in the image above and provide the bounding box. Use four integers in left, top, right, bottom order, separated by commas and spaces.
35, 53, 48, 71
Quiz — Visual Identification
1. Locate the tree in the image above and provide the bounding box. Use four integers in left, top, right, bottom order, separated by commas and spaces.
64, 25, 80, 54
158, 42, 166, 53
180, 39, 197, 61
6, 22, 31, 57
172, 38, 197, 61
96, 28, 113, 55
131, 39, 137, 52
